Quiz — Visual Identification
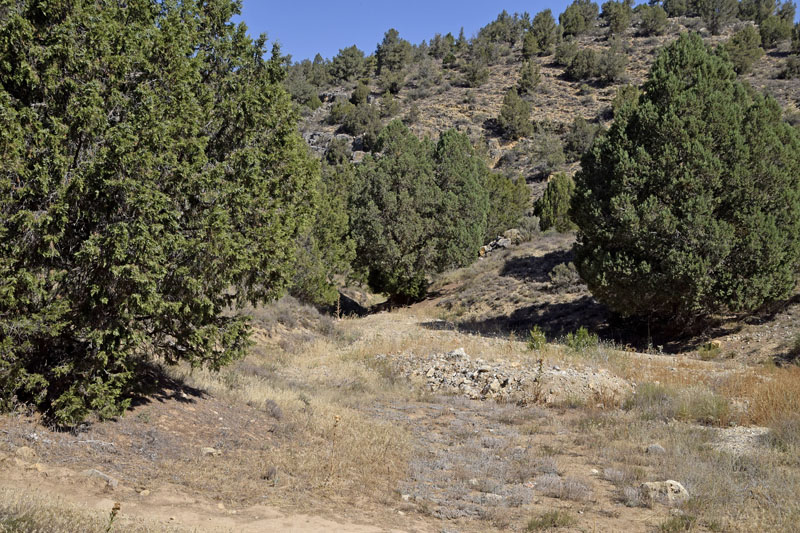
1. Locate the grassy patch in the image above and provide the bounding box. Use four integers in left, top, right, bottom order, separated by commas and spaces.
624, 382, 730, 425
526, 509, 577, 530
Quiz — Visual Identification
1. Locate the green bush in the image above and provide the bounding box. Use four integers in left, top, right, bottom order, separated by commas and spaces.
527, 326, 548, 351
739, 0, 779, 24
573, 33, 800, 325
637, 5, 668, 36
564, 327, 600, 351
612, 84, 640, 116
555, 40, 580, 67
497, 89, 534, 139
350, 81, 370, 105
597, 44, 628, 83
330, 45, 367, 82
698, 0, 738, 35
462, 58, 490, 88
566, 48, 599, 81
485, 173, 530, 240
782, 54, 800, 78
561, 0, 600, 37
793, 22, 800, 53
522, 31, 540, 59
602, 0, 633, 35
518, 60, 542, 95
565, 117, 602, 161
376, 28, 412, 74
0, 1, 317, 424
760, 15, 793, 48
536, 173, 577, 232
723, 25, 765, 74
664, 0, 694, 17
531, 9, 560, 54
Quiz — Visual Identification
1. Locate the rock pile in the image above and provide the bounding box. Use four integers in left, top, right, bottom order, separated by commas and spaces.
479, 229, 523, 257
378, 347, 632, 406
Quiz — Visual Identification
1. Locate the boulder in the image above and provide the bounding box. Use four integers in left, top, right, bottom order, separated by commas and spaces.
82, 468, 119, 490
640, 480, 689, 505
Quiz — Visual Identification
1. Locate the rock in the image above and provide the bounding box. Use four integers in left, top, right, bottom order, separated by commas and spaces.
503, 228, 522, 244
82, 468, 119, 489
646, 444, 666, 455
426, 367, 436, 378
138, 489, 151, 497
710, 340, 722, 349
401, 494, 411, 502
488, 378, 502, 392
15, 446, 36, 461
640, 480, 689, 505
468, 478, 479, 487
484, 493, 503, 503
495, 238, 512, 249
446, 348, 467, 360
201, 447, 221, 457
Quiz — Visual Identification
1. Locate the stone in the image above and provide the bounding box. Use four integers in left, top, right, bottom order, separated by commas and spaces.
468, 478, 479, 487
646, 444, 666, 455
640, 480, 689, 505
489, 379, 502, 392
82, 468, 119, 489
446, 348, 467, 360
495, 238, 512, 249
201, 447, 221, 457
401, 494, 411, 502
484, 493, 503, 503
503, 228, 522, 244
15, 446, 36, 461
426, 367, 436, 378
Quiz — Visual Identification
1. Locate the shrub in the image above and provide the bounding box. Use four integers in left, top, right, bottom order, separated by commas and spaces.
573, 34, 800, 325
664, 0, 694, 17
782, 54, 800, 78
350, 81, 370, 105
527, 510, 576, 530
612, 84, 640, 116
0, 1, 317, 423
760, 15, 793, 48
518, 60, 542, 95
497, 89, 534, 139
602, 0, 633, 36
531, 9, 560, 54
561, 0, 600, 37
527, 326, 548, 351
565, 117, 602, 161
739, 0, 780, 24
564, 327, 600, 351
462, 58, 490, 87
376, 28, 412, 74
793, 22, 800, 53
536, 173, 577, 232
380, 90, 400, 118
522, 31, 539, 59
330, 45, 367, 82
485, 173, 530, 240
566, 48, 599, 81
638, 5, 668, 36
597, 44, 628, 83
549, 262, 583, 293
698, 0, 738, 35
722, 25, 764, 74
555, 40, 580, 67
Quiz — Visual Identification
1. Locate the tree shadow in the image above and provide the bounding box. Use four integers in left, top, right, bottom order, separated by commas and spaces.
126, 360, 205, 409
499, 248, 574, 283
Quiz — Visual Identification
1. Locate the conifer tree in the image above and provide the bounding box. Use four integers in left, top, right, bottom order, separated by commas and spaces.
0, 0, 317, 423
573, 33, 800, 325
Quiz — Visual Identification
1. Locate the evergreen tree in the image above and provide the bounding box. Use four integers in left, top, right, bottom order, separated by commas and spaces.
561, 0, 600, 37
330, 45, 367, 82
518, 59, 542, 95
485, 174, 531, 239
602, 0, 633, 35
760, 14, 793, 48
536, 173, 577, 232
0, 0, 317, 423
522, 31, 540, 59
497, 89, 534, 139
573, 33, 800, 325
637, 5, 668, 36
432, 131, 490, 270
698, 0, 738, 34
532, 10, 559, 54
376, 28, 412, 74
723, 25, 764, 74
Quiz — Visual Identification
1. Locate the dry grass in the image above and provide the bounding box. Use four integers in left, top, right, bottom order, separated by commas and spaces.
0, 488, 178, 533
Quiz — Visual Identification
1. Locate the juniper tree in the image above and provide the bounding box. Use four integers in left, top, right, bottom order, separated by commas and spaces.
573, 33, 800, 326
0, 0, 317, 423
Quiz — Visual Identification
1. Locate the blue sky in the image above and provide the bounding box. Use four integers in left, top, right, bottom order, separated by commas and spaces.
238, 1, 581, 62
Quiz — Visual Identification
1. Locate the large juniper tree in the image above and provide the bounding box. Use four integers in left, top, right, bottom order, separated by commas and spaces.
573, 33, 800, 326
0, 0, 317, 423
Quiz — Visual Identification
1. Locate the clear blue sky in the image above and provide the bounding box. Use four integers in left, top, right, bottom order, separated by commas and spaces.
237, 1, 581, 62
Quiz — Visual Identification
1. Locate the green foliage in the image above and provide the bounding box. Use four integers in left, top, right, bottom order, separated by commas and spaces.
782, 54, 800, 78
497, 89, 534, 139
330, 45, 367, 82
378, 69, 406, 94
597, 43, 629, 83
462, 57, 490, 88
663, 0, 696, 17
518, 60, 542, 95
376, 28, 412, 74
522, 31, 540, 59
0, 0, 317, 424
612, 84, 641, 116
350, 123, 490, 300
739, 0, 779, 24
328, 100, 382, 151
698, 0, 738, 35
564, 327, 600, 351
536, 173, 577, 232
554, 40, 580, 67
527, 510, 576, 531
638, 5, 669, 36
566, 48, 599, 81
565, 117, 602, 161
723, 25, 764, 74
561, 0, 600, 36
531, 9, 560, 54
429, 32, 455, 59
432, 130, 490, 271
549, 262, 582, 292
602, 0, 633, 35
573, 33, 800, 325
350, 81, 370, 105
284, 62, 324, 110
291, 160, 356, 305
485, 174, 530, 239
760, 15, 793, 48
527, 326, 547, 351
478, 10, 530, 46
380, 90, 400, 118
793, 23, 800, 53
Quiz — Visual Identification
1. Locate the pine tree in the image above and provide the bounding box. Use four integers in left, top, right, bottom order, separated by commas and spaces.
531, 10, 559, 54
497, 89, 534, 139
536, 173, 577, 232
573, 33, 800, 326
0, 0, 317, 423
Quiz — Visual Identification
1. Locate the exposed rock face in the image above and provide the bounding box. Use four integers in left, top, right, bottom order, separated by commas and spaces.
377, 348, 632, 405
640, 480, 689, 505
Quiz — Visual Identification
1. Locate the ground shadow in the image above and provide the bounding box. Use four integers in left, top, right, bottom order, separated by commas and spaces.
127, 360, 205, 409
500, 248, 574, 283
